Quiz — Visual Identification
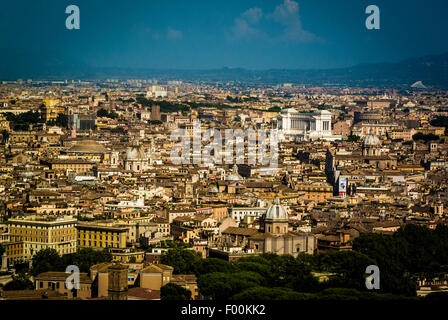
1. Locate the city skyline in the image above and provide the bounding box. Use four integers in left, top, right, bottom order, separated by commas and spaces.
1, 0, 448, 307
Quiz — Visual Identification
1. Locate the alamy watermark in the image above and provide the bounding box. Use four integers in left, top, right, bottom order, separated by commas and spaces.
65, 265, 80, 290
365, 265, 380, 290
66, 5, 80, 30
170, 121, 278, 169
64, 5, 377, 31
365, 5, 380, 30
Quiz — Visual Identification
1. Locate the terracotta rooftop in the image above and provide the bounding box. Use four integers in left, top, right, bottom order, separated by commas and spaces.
222, 226, 259, 236
141, 264, 174, 274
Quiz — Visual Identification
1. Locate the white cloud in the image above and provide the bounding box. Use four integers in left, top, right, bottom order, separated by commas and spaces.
229, 0, 316, 43
132, 23, 161, 40
241, 7, 263, 25
166, 27, 182, 40
230, 7, 266, 40
272, 0, 299, 24
270, 0, 315, 42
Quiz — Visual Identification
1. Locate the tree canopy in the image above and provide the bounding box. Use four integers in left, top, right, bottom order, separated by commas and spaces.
161, 283, 191, 300
30, 248, 112, 276
2, 272, 34, 291
412, 132, 439, 142
2, 111, 44, 130
97, 108, 119, 119
160, 248, 202, 274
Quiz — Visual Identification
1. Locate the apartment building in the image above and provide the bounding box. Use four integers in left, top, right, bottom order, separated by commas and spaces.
7, 216, 77, 260
77, 222, 127, 249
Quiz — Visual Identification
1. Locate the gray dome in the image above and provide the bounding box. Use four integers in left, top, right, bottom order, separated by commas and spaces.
126, 144, 147, 161
265, 197, 288, 221
208, 185, 219, 193
225, 166, 242, 181
363, 134, 380, 146
226, 174, 241, 181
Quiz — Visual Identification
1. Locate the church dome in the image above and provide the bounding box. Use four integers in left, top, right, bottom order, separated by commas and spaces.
208, 185, 219, 193
363, 134, 380, 146
265, 197, 288, 221
226, 173, 241, 181
225, 166, 242, 181
126, 145, 146, 161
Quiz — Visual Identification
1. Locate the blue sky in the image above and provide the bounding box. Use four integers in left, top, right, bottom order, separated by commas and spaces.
1, 0, 448, 70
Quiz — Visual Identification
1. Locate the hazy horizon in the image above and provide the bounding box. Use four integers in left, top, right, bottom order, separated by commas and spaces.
0, 0, 447, 73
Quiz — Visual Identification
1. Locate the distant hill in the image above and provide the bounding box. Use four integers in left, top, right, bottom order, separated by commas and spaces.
411, 81, 427, 89
1, 50, 447, 88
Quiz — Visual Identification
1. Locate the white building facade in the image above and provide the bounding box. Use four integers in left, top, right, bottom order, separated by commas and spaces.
230, 207, 267, 223
278, 109, 342, 141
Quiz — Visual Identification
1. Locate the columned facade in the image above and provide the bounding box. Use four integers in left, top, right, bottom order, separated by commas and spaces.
278, 109, 341, 141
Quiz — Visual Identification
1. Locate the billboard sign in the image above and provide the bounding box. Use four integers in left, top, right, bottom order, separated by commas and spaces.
339, 178, 347, 195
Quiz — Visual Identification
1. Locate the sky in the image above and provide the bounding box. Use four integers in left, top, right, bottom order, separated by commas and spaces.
1, 0, 448, 70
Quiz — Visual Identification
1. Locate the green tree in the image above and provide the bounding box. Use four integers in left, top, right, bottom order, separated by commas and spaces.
3, 110, 44, 131
54, 113, 68, 128
31, 248, 112, 276
353, 231, 417, 296
267, 106, 282, 112
161, 248, 202, 274
347, 135, 360, 142
194, 258, 235, 276
412, 132, 439, 142
30, 248, 63, 276
317, 288, 413, 301
3, 273, 34, 291
161, 283, 191, 300
315, 251, 376, 291
108, 111, 119, 119
234, 261, 271, 284
231, 286, 315, 300
430, 116, 448, 135
197, 271, 264, 300
62, 248, 112, 273
263, 254, 320, 292
96, 109, 109, 117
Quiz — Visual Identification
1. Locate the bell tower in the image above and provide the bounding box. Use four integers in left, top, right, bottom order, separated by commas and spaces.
110, 151, 120, 167
108, 264, 128, 300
